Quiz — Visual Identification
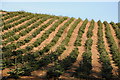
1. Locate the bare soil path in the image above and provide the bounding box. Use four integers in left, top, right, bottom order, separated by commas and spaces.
1, 68, 10, 77
20, 19, 58, 50
77, 22, 90, 64
91, 22, 102, 78
33, 19, 69, 52
49, 19, 75, 53
102, 24, 110, 52
103, 24, 119, 77
2, 17, 34, 40
59, 21, 89, 79
0, 12, 7, 14
58, 20, 82, 60
2, 15, 23, 29
1, 66, 15, 78
109, 24, 119, 48
26, 19, 71, 77
15, 19, 52, 50
4, 19, 42, 46
2, 16, 33, 34
25, 20, 58, 52
2, 14, 20, 23
31, 19, 78, 78
59, 21, 83, 78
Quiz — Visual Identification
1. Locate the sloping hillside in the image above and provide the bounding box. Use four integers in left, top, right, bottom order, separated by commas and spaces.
1, 11, 120, 80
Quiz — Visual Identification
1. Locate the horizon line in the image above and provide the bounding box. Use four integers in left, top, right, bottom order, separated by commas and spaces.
1, 10, 118, 23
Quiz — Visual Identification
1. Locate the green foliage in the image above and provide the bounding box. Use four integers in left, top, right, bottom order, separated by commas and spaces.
103, 21, 120, 68
26, 45, 34, 51
74, 18, 88, 46
1, 12, 20, 22
75, 19, 93, 78
2, 15, 34, 39
78, 38, 92, 75
33, 17, 67, 47
87, 19, 95, 38
2, 13, 50, 41
82, 51, 92, 74
3, 13, 30, 30
116, 23, 120, 29
62, 18, 81, 45
110, 22, 120, 39
97, 21, 113, 79
85, 38, 93, 50
47, 48, 78, 78
2, 11, 120, 79
8, 67, 31, 78
47, 61, 64, 78
7, 68, 22, 79
2, 16, 55, 53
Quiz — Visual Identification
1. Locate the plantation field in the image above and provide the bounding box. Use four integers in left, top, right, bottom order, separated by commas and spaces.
0, 11, 120, 80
